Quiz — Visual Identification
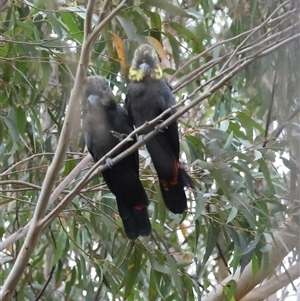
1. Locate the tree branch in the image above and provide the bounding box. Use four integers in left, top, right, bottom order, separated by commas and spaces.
34, 265, 56, 301
203, 213, 300, 301
27, 27, 300, 251
84, 0, 95, 37
0, 20, 298, 256
170, 1, 296, 85
239, 263, 300, 301
0, 154, 91, 252
263, 71, 277, 148
0, 0, 127, 299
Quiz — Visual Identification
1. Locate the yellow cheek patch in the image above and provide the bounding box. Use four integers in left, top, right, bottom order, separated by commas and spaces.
129, 68, 145, 81
129, 66, 163, 81
153, 66, 163, 79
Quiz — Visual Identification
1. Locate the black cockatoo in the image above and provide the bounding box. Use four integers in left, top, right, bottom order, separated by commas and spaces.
83, 75, 151, 240
126, 44, 194, 214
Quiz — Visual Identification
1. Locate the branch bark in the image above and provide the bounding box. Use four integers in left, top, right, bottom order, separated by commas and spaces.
0, 16, 298, 257
0, 4, 298, 299
0, 154, 91, 252
0, 1, 127, 299
203, 213, 300, 301
240, 263, 300, 301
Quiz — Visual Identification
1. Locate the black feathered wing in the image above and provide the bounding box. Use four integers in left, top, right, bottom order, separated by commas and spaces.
83, 98, 151, 240
126, 79, 194, 213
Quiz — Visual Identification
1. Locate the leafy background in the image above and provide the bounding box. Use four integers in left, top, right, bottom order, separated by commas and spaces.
0, 0, 299, 300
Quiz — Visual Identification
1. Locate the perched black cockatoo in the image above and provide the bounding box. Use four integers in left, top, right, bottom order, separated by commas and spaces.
126, 44, 194, 214
83, 75, 151, 240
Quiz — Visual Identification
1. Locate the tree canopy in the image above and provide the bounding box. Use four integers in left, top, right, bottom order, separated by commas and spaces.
1, 0, 299, 300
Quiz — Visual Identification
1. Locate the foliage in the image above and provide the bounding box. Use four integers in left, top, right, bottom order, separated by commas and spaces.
1, 0, 299, 300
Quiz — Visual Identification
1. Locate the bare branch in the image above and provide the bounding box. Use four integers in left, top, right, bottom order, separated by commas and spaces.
203, 213, 300, 301
263, 71, 277, 148
84, 0, 96, 37
88, 0, 127, 44
240, 263, 300, 301
0, 180, 44, 191
0, 154, 91, 252
187, 32, 300, 98
34, 265, 56, 301
172, 6, 299, 93
1, 21, 298, 256
272, 105, 300, 140
0, 0, 128, 298
219, 0, 293, 74
29, 27, 300, 248
97, 0, 111, 26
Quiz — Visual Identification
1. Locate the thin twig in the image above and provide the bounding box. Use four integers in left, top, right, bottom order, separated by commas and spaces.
0, 155, 91, 252
1, 24, 298, 257
34, 265, 55, 301
38, 28, 300, 239
263, 71, 277, 148
84, 0, 96, 37
272, 106, 300, 140
0, 1, 127, 299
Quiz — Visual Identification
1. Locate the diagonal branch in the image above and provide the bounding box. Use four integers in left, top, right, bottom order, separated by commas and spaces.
262, 71, 277, 148
203, 213, 300, 301
0, 21, 298, 257
33, 27, 300, 241
239, 263, 300, 301
0, 0, 127, 299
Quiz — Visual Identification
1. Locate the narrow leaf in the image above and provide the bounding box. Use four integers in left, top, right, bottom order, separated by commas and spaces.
166, 255, 182, 297
226, 207, 238, 224
257, 158, 275, 195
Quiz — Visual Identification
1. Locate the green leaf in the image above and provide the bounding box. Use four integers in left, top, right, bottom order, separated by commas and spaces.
240, 232, 261, 256
65, 5, 91, 22
220, 120, 230, 132
192, 159, 212, 170
164, 32, 180, 69
145, 0, 190, 16
2, 61, 14, 82
166, 255, 182, 297
144, 10, 162, 40
154, 182, 167, 224
169, 23, 198, 45
149, 269, 163, 299
252, 253, 260, 277
61, 12, 83, 43
202, 221, 220, 267
65, 267, 77, 296
280, 156, 298, 171
124, 246, 144, 298
148, 269, 159, 301
223, 131, 234, 150
257, 158, 275, 195
150, 254, 170, 274
253, 149, 262, 161
4, 110, 19, 154
210, 168, 230, 198
194, 192, 206, 220
223, 279, 237, 300
237, 111, 265, 136
117, 16, 145, 44
38, 59, 51, 92
226, 207, 238, 224
16, 106, 27, 135
63, 158, 77, 177
52, 232, 66, 266
260, 244, 273, 253
233, 160, 255, 196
